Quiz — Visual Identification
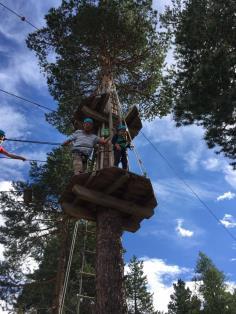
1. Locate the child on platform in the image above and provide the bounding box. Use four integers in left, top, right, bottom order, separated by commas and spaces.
62, 118, 109, 175
112, 124, 131, 170
0, 130, 26, 161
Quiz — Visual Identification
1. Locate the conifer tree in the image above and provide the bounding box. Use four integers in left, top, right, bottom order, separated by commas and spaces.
161, 0, 236, 167
27, 2, 169, 313
27, 0, 169, 135
0, 148, 96, 311
167, 279, 201, 314
195, 252, 229, 314
125, 256, 157, 314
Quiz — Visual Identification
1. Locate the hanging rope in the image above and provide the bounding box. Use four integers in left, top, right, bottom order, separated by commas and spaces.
58, 221, 79, 314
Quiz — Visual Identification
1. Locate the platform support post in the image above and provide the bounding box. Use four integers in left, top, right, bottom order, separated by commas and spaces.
96, 209, 127, 314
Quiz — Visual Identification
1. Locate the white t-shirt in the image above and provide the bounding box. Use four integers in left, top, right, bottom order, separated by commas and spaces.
69, 130, 99, 156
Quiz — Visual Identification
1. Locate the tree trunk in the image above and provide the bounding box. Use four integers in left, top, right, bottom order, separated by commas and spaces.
51, 217, 69, 314
96, 209, 127, 314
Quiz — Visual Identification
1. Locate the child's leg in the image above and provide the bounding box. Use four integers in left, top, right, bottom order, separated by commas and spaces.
81, 155, 88, 172
121, 150, 128, 170
114, 149, 121, 167
73, 153, 84, 175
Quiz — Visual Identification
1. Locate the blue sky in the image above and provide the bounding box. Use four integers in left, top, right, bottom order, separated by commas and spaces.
0, 0, 236, 311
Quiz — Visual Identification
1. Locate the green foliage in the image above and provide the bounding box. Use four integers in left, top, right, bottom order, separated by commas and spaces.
125, 256, 157, 314
27, 0, 170, 134
0, 148, 74, 307
161, 0, 236, 167
167, 279, 201, 314
195, 252, 231, 314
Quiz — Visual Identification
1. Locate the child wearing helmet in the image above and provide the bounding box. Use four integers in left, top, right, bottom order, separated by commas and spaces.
62, 118, 109, 175
0, 130, 26, 161
112, 124, 130, 170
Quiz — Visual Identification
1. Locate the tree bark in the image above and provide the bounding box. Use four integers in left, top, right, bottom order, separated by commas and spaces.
96, 209, 127, 314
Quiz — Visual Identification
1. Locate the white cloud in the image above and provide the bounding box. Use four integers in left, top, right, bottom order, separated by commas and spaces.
139, 257, 191, 312
142, 115, 204, 146
224, 165, 236, 190
202, 157, 236, 190
183, 147, 204, 172
230, 258, 236, 262
126, 257, 236, 312
220, 214, 236, 229
202, 158, 221, 171
217, 191, 236, 202
153, 178, 218, 203
176, 219, 194, 238
0, 105, 27, 138
0, 181, 12, 191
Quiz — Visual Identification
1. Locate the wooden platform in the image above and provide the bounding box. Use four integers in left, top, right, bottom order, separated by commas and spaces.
60, 167, 157, 232
73, 93, 111, 129
125, 106, 142, 139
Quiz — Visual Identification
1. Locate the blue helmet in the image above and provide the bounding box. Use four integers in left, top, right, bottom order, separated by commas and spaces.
117, 124, 126, 130
83, 117, 94, 124
0, 129, 5, 137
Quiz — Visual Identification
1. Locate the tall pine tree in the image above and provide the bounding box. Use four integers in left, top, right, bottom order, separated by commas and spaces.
167, 279, 201, 314
195, 252, 230, 314
27, 0, 170, 135
125, 256, 157, 314
0, 148, 96, 312
161, 0, 236, 167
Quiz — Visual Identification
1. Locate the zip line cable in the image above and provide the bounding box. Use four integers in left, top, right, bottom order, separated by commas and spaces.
140, 131, 236, 243
0, 88, 54, 112
0, 2, 39, 30
6, 138, 60, 145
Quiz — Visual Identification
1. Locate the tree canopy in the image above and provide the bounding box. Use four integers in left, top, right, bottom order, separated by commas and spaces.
27, 0, 170, 135
125, 256, 157, 314
161, 0, 236, 167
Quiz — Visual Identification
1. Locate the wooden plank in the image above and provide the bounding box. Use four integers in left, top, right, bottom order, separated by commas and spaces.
61, 202, 96, 221
84, 172, 97, 187
125, 105, 142, 139
105, 173, 130, 195
72, 184, 153, 218
61, 202, 140, 232
81, 105, 108, 123
123, 218, 140, 233
97, 93, 111, 112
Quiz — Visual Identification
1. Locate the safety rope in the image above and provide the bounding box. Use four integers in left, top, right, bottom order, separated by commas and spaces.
58, 220, 79, 314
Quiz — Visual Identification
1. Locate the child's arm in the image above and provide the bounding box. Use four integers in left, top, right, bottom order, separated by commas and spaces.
2, 151, 26, 161
111, 135, 121, 150
62, 139, 72, 146
99, 136, 111, 145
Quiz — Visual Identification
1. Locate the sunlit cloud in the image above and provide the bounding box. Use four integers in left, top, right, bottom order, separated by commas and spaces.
220, 214, 236, 229
217, 191, 236, 202
176, 219, 194, 238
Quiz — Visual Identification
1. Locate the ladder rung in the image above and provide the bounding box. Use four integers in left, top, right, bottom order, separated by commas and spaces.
86, 230, 96, 235
85, 250, 96, 254
79, 271, 96, 277
79, 229, 96, 235
77, 294, 95, 300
